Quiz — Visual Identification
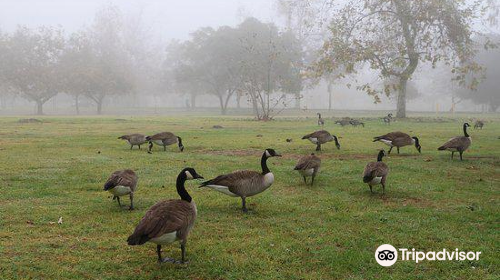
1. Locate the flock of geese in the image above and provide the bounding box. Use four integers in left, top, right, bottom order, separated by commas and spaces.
106, 120, 475, 264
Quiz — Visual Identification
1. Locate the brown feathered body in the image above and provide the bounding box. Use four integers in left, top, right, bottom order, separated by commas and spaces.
200, 170, 274, 197
302, 130, 334, 144
104, 169, 138, 197
127, 199, 196, 246
294, 154, 321, 177
147, 132, 179, 146
119, 134, 147, 146
373, 131, 413, 147
363, 162, 389, 185
474, 120, 484, 129
438, 137, 471, 152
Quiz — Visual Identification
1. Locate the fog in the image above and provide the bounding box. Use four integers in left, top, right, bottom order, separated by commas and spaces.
0, 0, 498, 117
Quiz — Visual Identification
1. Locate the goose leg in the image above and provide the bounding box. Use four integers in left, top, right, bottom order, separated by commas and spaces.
138, 144, 141, 150
451, 152, 454, 159
311, 174, 315, 186
316, 144, 321, 151
116, 196, 122, 207
369, 185, 373, 193
382, 183, 385, 194
303, 176, 307, 184
163, 145, 166, 151
397, 147, 400, 154
130, 145, 133, 150
459, 151, 463, 161
180, 242, 187, 264
157, 245, 162, 263
241, 197, 248, 213
129, 193, 134, 210
148, 142, 153, 153
388, 147, 393, 154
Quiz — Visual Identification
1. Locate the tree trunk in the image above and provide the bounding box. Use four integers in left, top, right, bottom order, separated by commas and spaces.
191, 93, 196, 109
75, 94, 80, 115
218, 95, 226, 115
96, 100, 103, 114
36, 100, 44, 115
327, 81, 333, 111
396, 77, 407, 118
236, 93, 241, 109
294, 92, 301, 109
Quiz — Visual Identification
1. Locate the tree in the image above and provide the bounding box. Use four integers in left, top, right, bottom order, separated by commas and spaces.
317, 0, 484, 118
457, 34, 500, 112
3, 26, 65, 115
174, 26, 242, 115
237, 18, 303, 120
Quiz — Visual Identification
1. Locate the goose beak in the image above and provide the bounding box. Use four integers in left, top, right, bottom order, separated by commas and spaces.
275, 154, 282, 157
195, 175, 204, 179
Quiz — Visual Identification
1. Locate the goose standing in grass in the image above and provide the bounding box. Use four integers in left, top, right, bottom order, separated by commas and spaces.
334, 119, 351, 127
317, 113, 325, 127
118, 134, 147, 150
382, 113, 393, 125
302, 130, 340, 151
146, 132, 184, 153
438, 123, 472, 160
294, 153, 321, 186
349, 119, 365, 127
363, 150, 389, 194
103, 169, 138, 210
199, 149, 281, 212
372, 132, 421, 154
474, 120, 484, 129
127, 168, 204, 264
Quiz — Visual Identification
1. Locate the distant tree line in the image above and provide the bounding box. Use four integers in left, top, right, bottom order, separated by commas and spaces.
0, 1, 497, 116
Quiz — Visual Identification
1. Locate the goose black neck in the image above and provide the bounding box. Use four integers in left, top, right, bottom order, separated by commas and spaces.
463, 124, 469, 137
176, 172, 192, 202
261, 152, 270, 174
377, 151, 384, 162
177, 136, 183, 147
413, 137, 420, 147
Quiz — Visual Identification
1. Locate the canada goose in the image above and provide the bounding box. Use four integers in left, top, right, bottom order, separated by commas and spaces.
127, 168, 204, 264
474, 120, 484, 129
382, 113, 393, 125
438, 123, 472, 160
118, 134, 147, 150
146, 132, 184, 152
363, 150, 389, 194
294, 153, 321, 185
199, 149, 281, 212
373, 132, 421, 154
317, 113, 325, 127
334, 119, 351, 127
103, 169, 138, 210
302, 130, 340, 151
349, 119, 365, 127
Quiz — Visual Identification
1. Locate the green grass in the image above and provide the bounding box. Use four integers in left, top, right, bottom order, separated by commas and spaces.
0, 114, 499, 279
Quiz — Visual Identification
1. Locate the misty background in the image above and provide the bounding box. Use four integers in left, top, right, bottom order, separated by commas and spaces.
0, 0, 499, 116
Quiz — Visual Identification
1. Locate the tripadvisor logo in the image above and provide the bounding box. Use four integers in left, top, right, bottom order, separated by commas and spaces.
375, 244, 482, 267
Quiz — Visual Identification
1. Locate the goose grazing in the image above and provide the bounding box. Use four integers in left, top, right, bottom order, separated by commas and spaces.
118, 134, 147, 150
199, 149, 281, 212
349, 119, 365, 127
103, 169, 138, 210
363, 150, 389, 194
146, 132, 184, 153
373, 132, 421, 154
334, 119, 351, 127
438, 123, 472, 160
474, 120, 484, 130
302, 130, 340, 151
127, 168, 204, 264
317, 113, 325, 127
382, 113, 393, 125
294, 153, 321, 185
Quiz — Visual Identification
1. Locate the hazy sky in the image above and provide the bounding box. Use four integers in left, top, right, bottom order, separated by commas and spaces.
0, 0, 276, 40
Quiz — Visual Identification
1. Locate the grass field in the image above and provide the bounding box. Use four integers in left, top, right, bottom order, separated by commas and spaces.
0, 114, 499, 279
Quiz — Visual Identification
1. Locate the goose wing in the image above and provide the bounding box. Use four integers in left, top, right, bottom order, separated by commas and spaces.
201, 170, 262, 196
149, 132, 176, 141
363, 162, 388, 183
373, 131, 408, 141
438, 136, 471, 150
127, 199, 195, 245
302, 130, 332, 142
294, 154, 321, 170
104, 169, 137, 190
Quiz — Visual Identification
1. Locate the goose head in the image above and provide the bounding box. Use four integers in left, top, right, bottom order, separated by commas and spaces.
182, 167, 204, 180
264, 148, 282, 158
